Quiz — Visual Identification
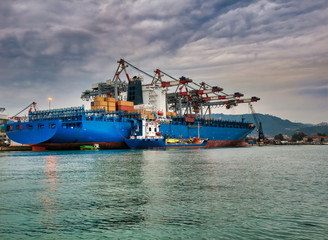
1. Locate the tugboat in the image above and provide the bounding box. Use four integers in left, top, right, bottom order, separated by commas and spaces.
125, 120, 207, 149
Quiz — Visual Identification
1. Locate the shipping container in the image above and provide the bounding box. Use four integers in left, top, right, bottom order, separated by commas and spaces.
117, 106, 134, 111
107, 107, 116, 112
107, 97, 115, 103
166, 112, 177, 117
185, 117, 195, 123
94, 96, 105, 102
107, 102, 116, 107
94, 101, 107, 106
116, 100, 134, 107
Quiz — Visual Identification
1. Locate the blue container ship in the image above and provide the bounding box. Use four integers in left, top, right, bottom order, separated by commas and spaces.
5, 59, 259, 150
5, 107, 254, 150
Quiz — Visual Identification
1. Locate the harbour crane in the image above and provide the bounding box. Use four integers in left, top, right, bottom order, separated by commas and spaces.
81, 59, 261, 119
248, 103, 265, 144
11, 102, 37, 119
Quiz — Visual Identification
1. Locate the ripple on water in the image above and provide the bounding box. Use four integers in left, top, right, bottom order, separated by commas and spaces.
0, 146, 327, 239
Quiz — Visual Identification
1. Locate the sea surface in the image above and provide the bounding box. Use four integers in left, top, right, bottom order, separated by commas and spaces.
0, 146, 327, 239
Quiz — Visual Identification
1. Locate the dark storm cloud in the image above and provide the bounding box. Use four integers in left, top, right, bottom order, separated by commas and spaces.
0, 0, 328, 122
0, 27, 96, 89
0, 35, 23, 58
1, 0, 324, 69
199, 0, 327, 44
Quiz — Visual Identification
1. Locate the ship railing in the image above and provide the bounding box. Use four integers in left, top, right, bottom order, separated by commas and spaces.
28, 106, 85, 121
169, 116, 253, 129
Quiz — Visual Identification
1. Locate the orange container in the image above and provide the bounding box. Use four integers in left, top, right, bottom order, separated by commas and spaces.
107, 106, 116, 112
116, 100, 134, 107
117, 106, 134, 111
107, 102, 116, 107
94, 96, 105, 102
107, 97, 115, 103
94, 101, 107, 106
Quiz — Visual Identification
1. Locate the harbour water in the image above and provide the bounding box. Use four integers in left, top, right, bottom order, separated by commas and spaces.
1, 146, 327, 239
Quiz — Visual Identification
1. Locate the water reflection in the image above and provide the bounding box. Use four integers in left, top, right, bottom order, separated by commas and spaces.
90, 151, 149, 229
40, 155, 60, 233
1, 147, 327, 239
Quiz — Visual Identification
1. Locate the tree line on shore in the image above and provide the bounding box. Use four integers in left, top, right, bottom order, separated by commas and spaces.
273, 132, 327, 143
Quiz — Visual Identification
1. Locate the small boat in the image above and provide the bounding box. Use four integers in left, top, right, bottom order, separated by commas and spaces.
125, 120, 208, 149
80, 144, 100, 150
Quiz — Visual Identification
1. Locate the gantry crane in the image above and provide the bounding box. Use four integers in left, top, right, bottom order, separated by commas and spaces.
81, 59, 261, 119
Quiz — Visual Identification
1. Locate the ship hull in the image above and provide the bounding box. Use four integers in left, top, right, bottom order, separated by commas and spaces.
5, 114, 253, 150
32, 142, 127, 150
6, 119, 133, 147
206, 140, 248, 147
125, 138, 208, 149
30, 139, 248, 150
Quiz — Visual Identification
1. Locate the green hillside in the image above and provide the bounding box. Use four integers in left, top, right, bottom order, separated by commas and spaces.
210, 113, 327, 137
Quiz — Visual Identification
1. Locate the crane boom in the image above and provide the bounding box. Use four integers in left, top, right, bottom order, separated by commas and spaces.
13, 102, 37, 117
81, 59, 261, 119
249, 103, 265, 143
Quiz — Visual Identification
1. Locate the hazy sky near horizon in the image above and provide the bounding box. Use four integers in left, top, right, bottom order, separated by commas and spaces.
0, 0, 327, 123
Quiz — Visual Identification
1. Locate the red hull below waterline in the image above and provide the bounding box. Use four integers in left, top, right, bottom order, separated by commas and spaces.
206, 140, 248, 148
29, 140, 248, 151
31, 142, 127, 151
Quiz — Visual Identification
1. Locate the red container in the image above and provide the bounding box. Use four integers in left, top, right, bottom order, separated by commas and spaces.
185, 117, 195, 123
117, 106, 134, 111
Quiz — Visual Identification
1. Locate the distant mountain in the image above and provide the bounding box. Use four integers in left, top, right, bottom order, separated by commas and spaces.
316, 122, 328, 127
210, 114, 327, 138
293, 125, 328, 136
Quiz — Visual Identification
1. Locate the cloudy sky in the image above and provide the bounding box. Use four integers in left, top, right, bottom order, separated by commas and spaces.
0, 0, 327, 123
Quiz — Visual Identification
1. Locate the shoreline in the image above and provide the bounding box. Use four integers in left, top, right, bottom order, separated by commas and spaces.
1, 143, 327, 151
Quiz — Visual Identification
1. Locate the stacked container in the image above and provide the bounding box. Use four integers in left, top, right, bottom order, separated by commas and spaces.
91, 97, 117, 112
91, 97, 107, 111
166, 112, 177, 117
107, 97, 116, 112
116, 101, 134, 111
127, 110, 154, 119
